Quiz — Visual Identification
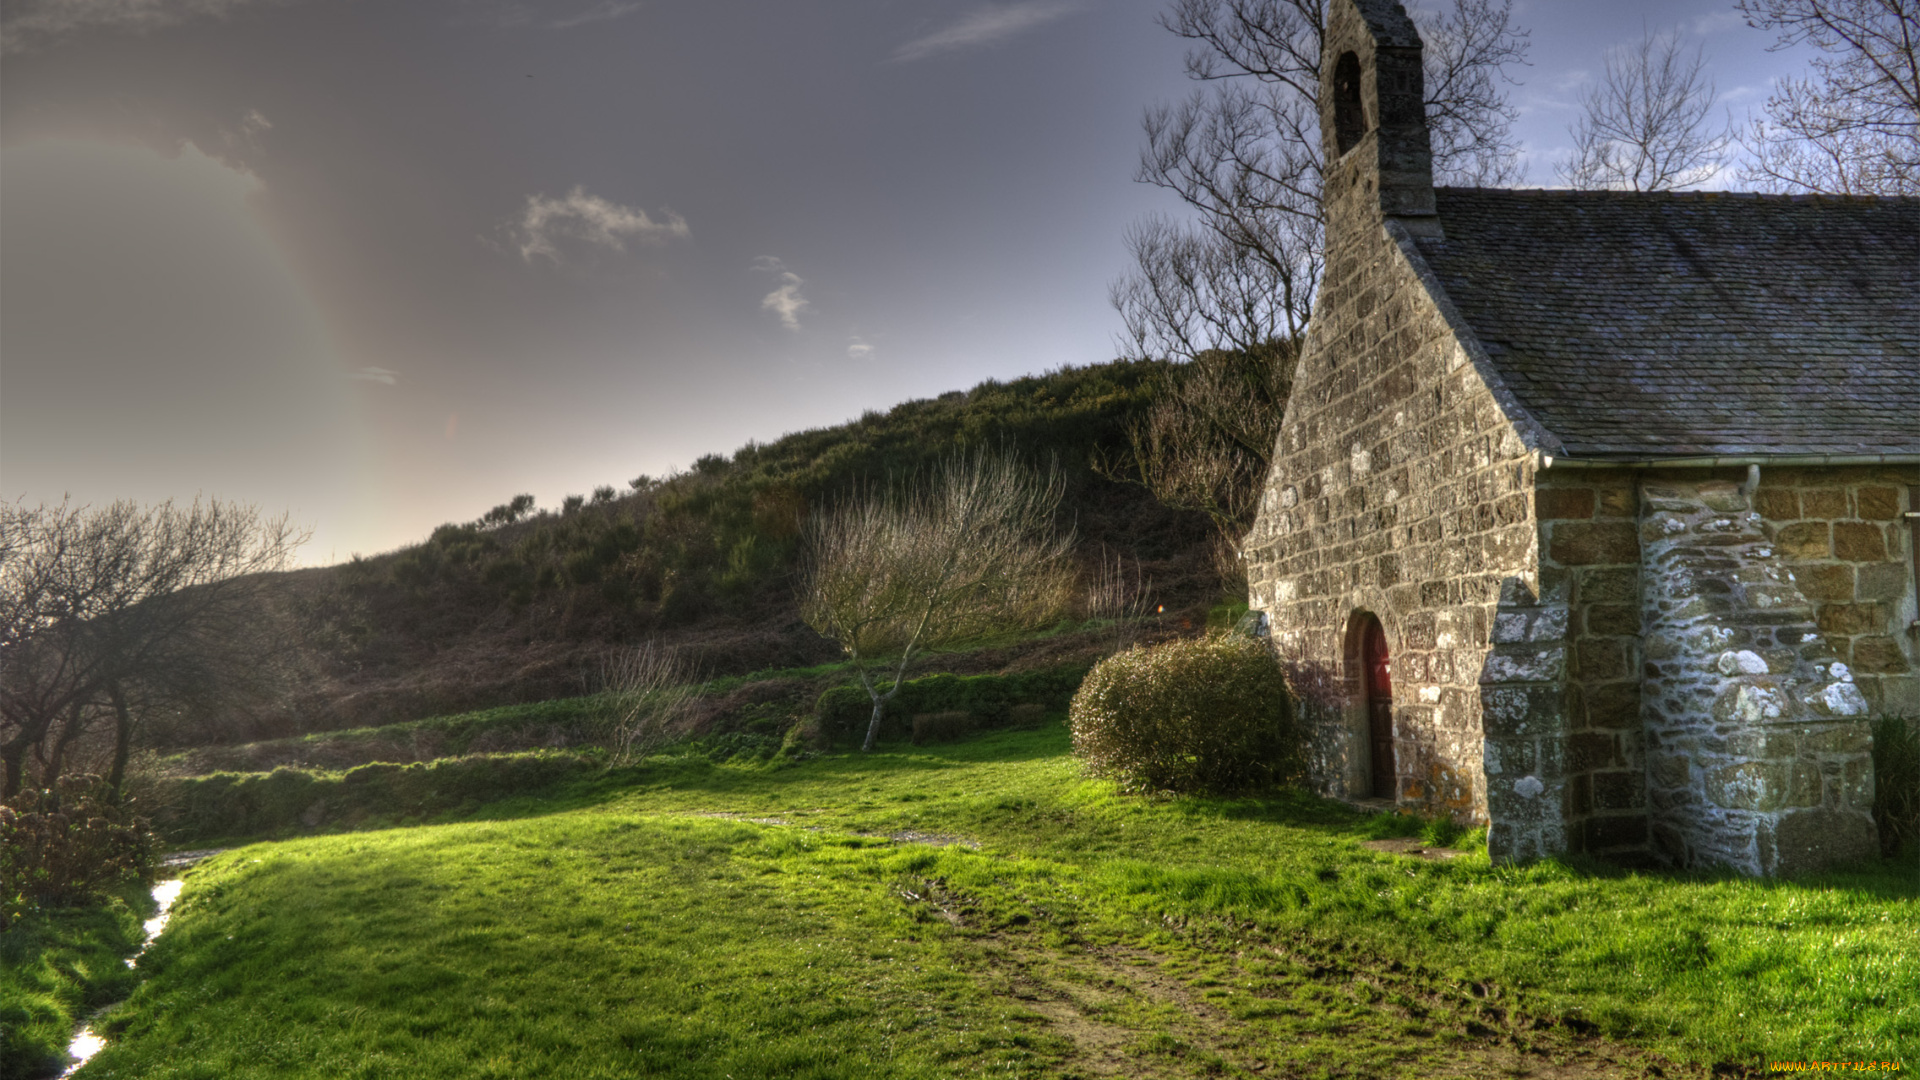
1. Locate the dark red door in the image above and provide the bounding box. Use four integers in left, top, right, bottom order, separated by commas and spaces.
1364, 619, 1395, 800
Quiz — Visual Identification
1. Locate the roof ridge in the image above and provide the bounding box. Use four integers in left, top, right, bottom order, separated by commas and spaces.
1433, 185, 1919, 205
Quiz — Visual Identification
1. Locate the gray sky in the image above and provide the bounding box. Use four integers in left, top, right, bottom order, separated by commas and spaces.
1, 0, 1820, 564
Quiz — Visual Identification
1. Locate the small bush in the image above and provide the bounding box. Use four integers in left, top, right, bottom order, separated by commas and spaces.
911, 712, 975, 745
0, 776, 157, 929
1070, 634, 1298, 794
1872, 714, 1918, 857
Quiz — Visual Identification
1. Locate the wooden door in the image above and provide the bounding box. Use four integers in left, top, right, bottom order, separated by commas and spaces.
1364, 619, 1395, 800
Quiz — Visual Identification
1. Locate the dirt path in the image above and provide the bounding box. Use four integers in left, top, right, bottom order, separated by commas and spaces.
968, 932, 1711, 1079
676, 811, 1734, 1079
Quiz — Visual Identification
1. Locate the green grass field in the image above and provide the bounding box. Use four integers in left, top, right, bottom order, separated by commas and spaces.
0, 881, 152, 1077
49, 723, 1920, 1078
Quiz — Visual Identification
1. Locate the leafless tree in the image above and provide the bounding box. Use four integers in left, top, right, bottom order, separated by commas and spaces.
1112, 214, 1317, 367
0, 498, 305, 798
1736, 0, 1919, 194
1114, 342, 1297, 585
1115, 0, 1530, 364
798, 455, 1076, 752
1558, 29, 1734, 191
600, 643, 700, 765
1082, 547, 1158, 651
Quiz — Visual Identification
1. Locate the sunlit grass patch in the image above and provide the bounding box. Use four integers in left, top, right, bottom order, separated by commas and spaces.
0, 881, 151, 1077
65, 722, 1920, 1076
86, 819, 1063, 1079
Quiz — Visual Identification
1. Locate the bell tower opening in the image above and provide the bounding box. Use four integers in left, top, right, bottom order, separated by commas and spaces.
1332, 51, 1366, 156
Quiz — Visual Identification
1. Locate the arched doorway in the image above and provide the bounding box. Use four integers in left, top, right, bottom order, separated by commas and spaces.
1361, 617, 1395, 799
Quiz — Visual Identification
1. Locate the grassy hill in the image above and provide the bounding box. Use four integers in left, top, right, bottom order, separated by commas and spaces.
181, 360, 1218, 749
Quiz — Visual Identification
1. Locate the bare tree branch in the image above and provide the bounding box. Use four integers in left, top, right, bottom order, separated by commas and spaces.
1736, 0, 1919, 194
1558, 29, 1733, 191
1117, 0, 1528, 365
1104, 341, 1296, 588
600, 643, 700, 765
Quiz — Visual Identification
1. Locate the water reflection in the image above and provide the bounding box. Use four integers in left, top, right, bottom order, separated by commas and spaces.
60, 877, 186, 1076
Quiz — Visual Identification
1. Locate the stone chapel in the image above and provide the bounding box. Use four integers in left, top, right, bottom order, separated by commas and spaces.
1243, 0, 1919, 875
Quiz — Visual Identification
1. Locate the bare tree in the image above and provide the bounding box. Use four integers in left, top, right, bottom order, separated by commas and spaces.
0, 498, 305, 798
1737, 0, 1919, 194
1558, 29, 1734, 191
1115, 0, 1530, 364
798, 455, 1076, 752
1112, 214, 1318, 366
1110, 341, 1297, 585
600, 643, 700, 765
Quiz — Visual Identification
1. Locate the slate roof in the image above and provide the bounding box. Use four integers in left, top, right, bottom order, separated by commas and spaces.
1414, 188, 1920, 458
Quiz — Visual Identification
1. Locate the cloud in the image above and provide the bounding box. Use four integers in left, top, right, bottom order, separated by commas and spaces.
753, 256, 809, 332
890, 2, 1080, 63
545, 1, 643, 29
1685, 10, 1749, 36
508, 186, 689, 265
847, 336, 873, 359
464, 0, 645, 30
1, 0, 277, 53
349, 366, 399, 384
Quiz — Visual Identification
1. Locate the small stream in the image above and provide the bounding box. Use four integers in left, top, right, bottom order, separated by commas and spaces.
58, 851, 220, 1077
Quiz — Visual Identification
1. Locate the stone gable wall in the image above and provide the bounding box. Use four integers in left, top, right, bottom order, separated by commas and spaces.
1243, 212, 1544, 850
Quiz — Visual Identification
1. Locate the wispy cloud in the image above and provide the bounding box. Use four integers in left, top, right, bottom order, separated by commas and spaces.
508, 186, 689, 265
466, 0, 645, 30
753, 256, 809, 332
1685, 10, 1748, 36
546, 1, 642, 29
349, 366, 400, 385
1, 0, 277, 54
890, 2, 1080, 63
847, 336, 873, 359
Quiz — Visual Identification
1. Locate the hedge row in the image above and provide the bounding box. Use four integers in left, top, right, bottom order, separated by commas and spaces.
813, 666, 1090, 746
152, 751, 603, 846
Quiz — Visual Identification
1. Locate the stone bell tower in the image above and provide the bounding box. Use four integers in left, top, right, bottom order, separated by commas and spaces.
1319, 0, 1440, 239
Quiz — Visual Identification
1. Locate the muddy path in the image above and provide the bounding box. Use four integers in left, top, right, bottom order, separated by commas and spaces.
963, 929, 1712, 1079
694, 811, 1735, 1079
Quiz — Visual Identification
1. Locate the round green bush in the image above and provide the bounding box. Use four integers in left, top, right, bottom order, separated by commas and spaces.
1069, 634, 1298, 794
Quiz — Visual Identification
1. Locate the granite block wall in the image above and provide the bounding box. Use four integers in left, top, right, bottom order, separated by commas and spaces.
1753, 468, 1918, 717
1534, 469, 1649, 857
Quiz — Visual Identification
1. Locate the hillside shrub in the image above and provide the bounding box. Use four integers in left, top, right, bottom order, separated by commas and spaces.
911, 712, 975, 745
1070, 634, 1298, 794
1872, 714, 1918, 857
0, 776, 157, 929
170, 696, 616, 775
1008, 703, 1046, 728
813, 665, 1089, 745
